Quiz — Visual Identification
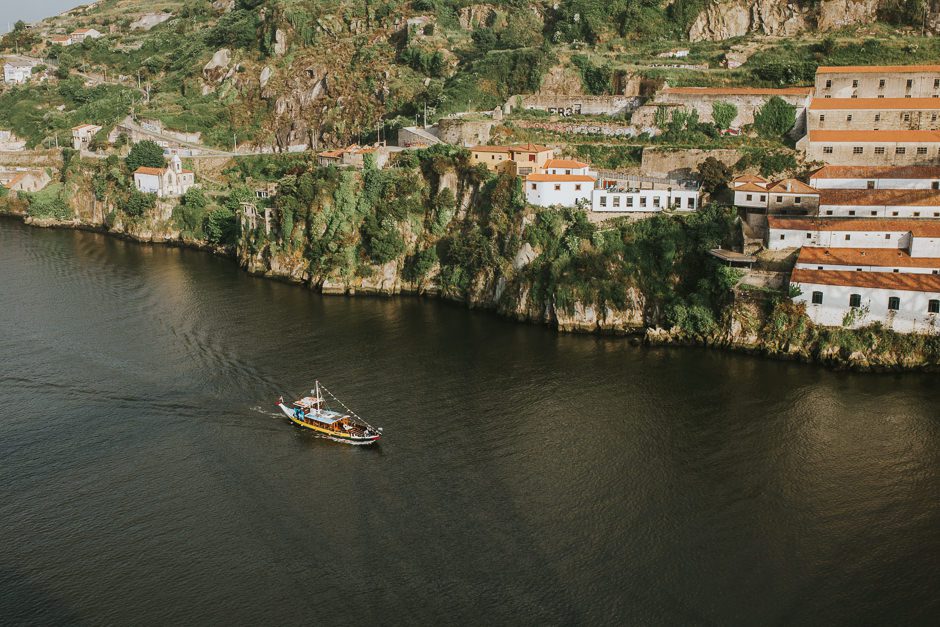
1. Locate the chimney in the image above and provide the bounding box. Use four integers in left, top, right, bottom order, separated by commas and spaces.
786, 180, 792, 192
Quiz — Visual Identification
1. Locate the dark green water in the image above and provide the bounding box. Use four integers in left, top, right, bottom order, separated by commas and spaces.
1, 218, 939, 625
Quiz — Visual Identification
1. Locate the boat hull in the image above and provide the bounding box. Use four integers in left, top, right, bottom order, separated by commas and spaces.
277, 404, 380, 444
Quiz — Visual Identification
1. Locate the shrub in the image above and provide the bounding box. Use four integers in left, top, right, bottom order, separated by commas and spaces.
754, 97, 797, 138
711, 101, 737, 130
204, 206, 237, 245
697, 157, 731, 194
361, 214, 406, 265
123, 190, 156, 217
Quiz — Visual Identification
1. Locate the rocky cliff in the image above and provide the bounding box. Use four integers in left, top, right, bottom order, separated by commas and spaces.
688, 0, 884, 42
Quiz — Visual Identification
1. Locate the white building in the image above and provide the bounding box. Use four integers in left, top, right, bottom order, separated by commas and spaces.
810, 165, 940, 190
731, 175, 769, 209
768, 217, 940, 253
791, 269, 940, 333
525, 173, 594, 208
542, 158, 594, 177
133, 155, 195, 198
797, 130, 940, 166
592, 187, 698, 212
3, 61, 34, 84
47, 35, 73, 47
70, 28, 104, 42
817, 189, 940, 218
71, 124, 102, 150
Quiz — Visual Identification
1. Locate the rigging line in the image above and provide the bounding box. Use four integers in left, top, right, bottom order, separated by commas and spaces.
319, 383, 378, 430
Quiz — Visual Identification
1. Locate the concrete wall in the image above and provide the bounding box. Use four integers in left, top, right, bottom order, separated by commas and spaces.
769, 227, 917, 251
437, 117, 495, 146
819, 204, 940, 218
507, 94, 642, 117
640, 147, 742, 179
793, 281, 940, 332
632, 92, 810, 133
816, 71, 940, 99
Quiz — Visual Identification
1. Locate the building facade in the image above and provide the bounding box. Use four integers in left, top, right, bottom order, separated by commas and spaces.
3, 61, 34, 84
768, 217, 940, 252
592, 187, 697, 212
525, 174, 594, 207
798, 130, 940, 166
71, 124, 102, 150
815, 65, 940, 99
133, 155, 195, 198
810, 165, 940, 190
817, 189, 940, 218
808, 98, 940, 131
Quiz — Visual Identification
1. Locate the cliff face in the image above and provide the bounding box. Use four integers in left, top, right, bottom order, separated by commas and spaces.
688, 0, 882, 42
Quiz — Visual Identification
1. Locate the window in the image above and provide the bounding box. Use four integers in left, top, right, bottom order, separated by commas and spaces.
915, 211, 921, 217
874, 114, 881, 122
531, 183, 536, 190
853, 146, 863, 154
746, 194, 752, 201
892, 211, 899, 216
826, 210, 833, 215
817, 266, 823, 270
906, 79, 913, 89
849, 210, 856, 216
847, 114, 853, 122
653, 197, 660, 207
819, 114, 826, 122
806, 233, 812, 239
879, 79, 886, 89
554, 184, 561, 191
871, 211, 877, 216
812, 291, 824, 305
823, 146, 833, 154
760, 195, 766, 202
777, 196, 783, 202
825, 79, 832, 88
852, 79, 859, 88
612, 196, 620, 208
867, 180, 875, 189
933, 114, 938, 122
896, 147, 906, 155
893, 269, 900, 273
849, 294, 862, 308
935, 79, 940, 89
575, 184, 582, 191
885, 234, 891, 239
599, 196, 607, 207
639, 197, 647, 208
845, 234, 851, 241
918, 147, 928, 155
903, 113, 911, 122
934, 182, 940, 190
780, 234, 785, 240
930, 299, 940, 314
626, 197, 633, 207
528, 154, 535, 162
888, 297, 900, 311
795, 196, 802, 204
565, 169, 571, 175
874, 147, 885, 155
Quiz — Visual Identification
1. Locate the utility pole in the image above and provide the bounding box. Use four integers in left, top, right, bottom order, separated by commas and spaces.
423, 101, 427, 128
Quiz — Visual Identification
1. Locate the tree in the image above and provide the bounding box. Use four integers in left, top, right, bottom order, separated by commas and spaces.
712, 101, 737, 130
182, 187, 208, 210
123, 190, 156, 217
697, 157, 731, 194
126, 141, 166, 172
753, 97, 797, 138
204, 206, 238, 245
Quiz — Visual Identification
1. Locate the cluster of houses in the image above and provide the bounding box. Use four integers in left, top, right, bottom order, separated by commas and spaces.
46, 28, 104, 48
468, 143, 700, 213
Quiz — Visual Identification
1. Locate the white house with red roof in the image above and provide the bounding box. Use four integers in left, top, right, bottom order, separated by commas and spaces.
70, 28, 104, 42
133, 155, 195, 198
525, 173, 595, 207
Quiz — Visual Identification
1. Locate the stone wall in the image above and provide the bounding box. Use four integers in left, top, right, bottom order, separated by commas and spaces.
437, 117, 496, 146
632, 91, 811, 134
640, 147, 743, 179
506, 94, 643, 117
810, 107, 940, 132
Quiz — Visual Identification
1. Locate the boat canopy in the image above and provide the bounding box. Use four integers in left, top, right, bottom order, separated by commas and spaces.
307, 410, 348, 425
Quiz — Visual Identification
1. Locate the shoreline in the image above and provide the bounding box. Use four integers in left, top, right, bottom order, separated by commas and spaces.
3, 210, 937, 373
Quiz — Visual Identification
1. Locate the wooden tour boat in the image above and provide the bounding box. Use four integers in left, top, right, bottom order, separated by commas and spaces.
277, 381, 382, 445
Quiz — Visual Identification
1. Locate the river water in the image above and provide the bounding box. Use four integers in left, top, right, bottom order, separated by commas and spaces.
1, 218, 939, 624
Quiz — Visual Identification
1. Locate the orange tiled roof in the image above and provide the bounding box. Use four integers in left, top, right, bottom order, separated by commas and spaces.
798, 247, 940, 268
508, 143, 552, 154
134, 166, 165, 176
544, 158, 589, 169
526, 174, 596, 183
819, 188, 940, 207
810, 97, 940, 110
471, 145, 511, 153
735, 183, 768, 193
808, 130, 940, 142
732, 174, 768, 184
768, 216, 940, 237
816, 65, 940, 74
2, 172, 27, 189
662, 87, 812, 96
766, 179, 819, 195
791, 268, 940, 292
811, 165, 940, 180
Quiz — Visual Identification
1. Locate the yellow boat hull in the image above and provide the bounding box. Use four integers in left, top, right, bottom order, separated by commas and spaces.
279, 404, 380, 444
